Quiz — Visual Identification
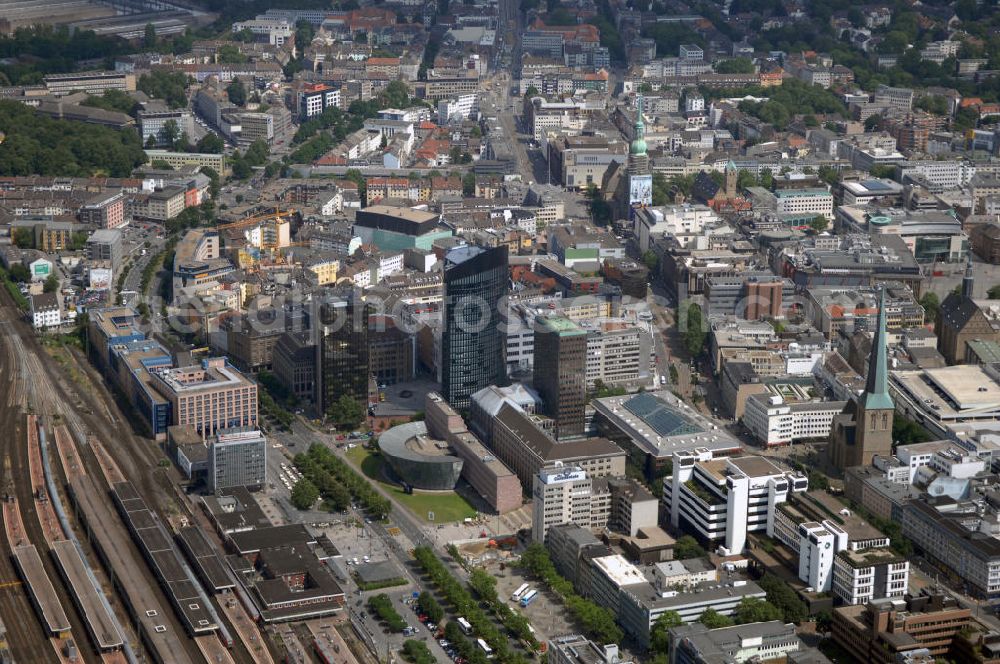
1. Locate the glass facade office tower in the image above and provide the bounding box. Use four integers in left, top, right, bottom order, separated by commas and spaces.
442, 245, 509, 410
317, 288, 370, 413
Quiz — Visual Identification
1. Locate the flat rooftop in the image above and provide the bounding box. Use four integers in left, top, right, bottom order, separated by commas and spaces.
13, 544, 71, 636
229, 524, 316, 555
591, 554, 646, 588
90, 306, 142, 339
177, 527, 235, 593
356, 204, 439, 226
154, 359, 251, 395
592, 391, 741, 459
924, 365, 1000, 410
51, 539, 124, 650
729, 455, 785, 478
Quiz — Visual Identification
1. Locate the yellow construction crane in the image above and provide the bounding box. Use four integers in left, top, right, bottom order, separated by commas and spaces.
215, 208, 297, 232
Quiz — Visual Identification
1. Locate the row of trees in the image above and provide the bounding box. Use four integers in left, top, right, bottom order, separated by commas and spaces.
647, 596, 788, 662
442, 621, 491, 664
367, 593, 407, 632
412, 547, 532, 664
293, 443, 391, 518
681, 302, 706, 359
416, 590, 444, 624
519, 543, 623, 644
400, 640, 435, 664
466, 567, 538, 650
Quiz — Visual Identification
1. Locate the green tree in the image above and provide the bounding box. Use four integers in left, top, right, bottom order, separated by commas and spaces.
43, 273, 59, 293
69, 231, 88, 251
920, 291, 941, 325
642, 250, 658, 271
226, 78, 246, 106
674, 535, 707, 560
652, 172, 670, 205
327, 394, 365, 429
893, 414, 931, 446
649, 611, 682, 651
290, 477, 319, 510
865, 114, 883, 132
12, 227, 33, 248
295, 20, 315, 48
736, 169, 757, 190
8, 263, 30, 282
809, 216, 829, 233
232, 27, 255, 42
138, 71, 189, 109
158, 119, 180, 147
715, 57, 754, 73
417, 591, 444, 623
988, 285, 1000, 299
735, 597, 783, 624
757, 573, 807, 623
143, 23, 157, 49
915, 95, 948, 116
401, 640, 435, 664
196, 133, 224, 154
870, 165, 897, 179
683, 302, 706, 358
586, 184, 612, 226
462, 171, 476, 197
524, 85, 539, 98
699, 608, 734, 628
82, 89, 140, 117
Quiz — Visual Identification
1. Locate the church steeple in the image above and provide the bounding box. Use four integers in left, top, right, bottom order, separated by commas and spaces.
630, 95, 647, 157
858, 286, 893, 412
962, 254, 975, 299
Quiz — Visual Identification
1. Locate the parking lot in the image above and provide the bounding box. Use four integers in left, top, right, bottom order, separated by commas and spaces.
490, 565, 580, 645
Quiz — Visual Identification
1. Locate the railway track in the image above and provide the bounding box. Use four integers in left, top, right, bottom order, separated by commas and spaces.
0, 289, 272, 663
0, 293, 209, 663
0, 306, 59, 661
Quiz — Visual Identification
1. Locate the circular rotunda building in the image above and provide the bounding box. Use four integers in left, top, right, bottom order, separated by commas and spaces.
377, 422, 464, 490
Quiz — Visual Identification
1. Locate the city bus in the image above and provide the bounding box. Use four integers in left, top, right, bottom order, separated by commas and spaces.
511, 583, 530, 602
520, 589, 539, 607
457, 617, 473, 635
477, 638, 493, 657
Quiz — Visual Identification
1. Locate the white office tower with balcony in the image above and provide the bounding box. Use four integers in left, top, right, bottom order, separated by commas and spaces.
663, 451, 807, 554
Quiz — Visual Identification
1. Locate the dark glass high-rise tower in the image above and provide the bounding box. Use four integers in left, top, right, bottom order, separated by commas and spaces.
441, 245, 508, 410
316, 287, 370, 413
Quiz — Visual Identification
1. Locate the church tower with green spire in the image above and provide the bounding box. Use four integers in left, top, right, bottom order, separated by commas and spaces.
828, 287, 895, 470
627, 95, 653, 208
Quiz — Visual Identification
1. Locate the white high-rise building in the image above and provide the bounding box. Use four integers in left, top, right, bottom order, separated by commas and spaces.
663, 452, 807, 554
532, 467, 608, 543
532, 467, 657, 543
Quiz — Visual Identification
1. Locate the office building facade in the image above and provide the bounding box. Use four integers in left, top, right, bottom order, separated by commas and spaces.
316, 289, 370, 413
209, 428, 267, 493
533, 316, 587, 439
441, 245, 508, 409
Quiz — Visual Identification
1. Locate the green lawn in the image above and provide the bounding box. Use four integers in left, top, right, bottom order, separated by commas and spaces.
345, 446, 477, 523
